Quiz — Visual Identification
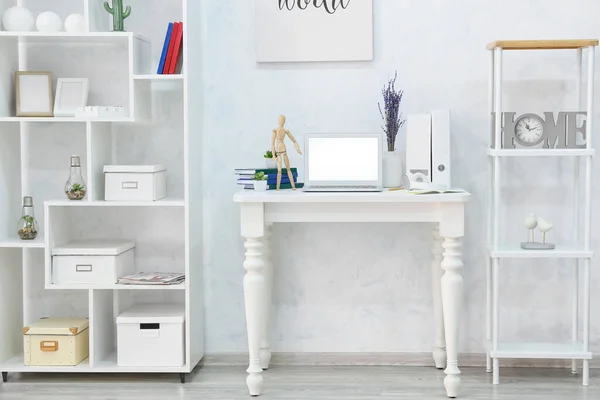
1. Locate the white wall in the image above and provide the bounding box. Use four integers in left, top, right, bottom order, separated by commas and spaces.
202, 0, 600, 354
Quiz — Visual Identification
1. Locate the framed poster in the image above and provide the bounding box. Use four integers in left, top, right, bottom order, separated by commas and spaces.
255, 0, 373, 62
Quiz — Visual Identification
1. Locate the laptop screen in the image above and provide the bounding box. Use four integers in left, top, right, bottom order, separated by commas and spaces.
307, 136, 380, 182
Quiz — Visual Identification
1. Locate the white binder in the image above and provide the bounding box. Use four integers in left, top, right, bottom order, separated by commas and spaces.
431, 110, 451, 189
405, 114, 432, 180
403, 110, 452, 190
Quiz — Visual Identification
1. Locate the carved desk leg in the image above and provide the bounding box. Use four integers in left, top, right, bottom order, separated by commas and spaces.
431, 224, 447, 369
260, 224, 274, 370
243, 236, 265, 396
441, 236, 464, 398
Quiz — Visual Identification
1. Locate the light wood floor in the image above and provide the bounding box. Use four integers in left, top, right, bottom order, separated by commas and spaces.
0, 365, 597, 399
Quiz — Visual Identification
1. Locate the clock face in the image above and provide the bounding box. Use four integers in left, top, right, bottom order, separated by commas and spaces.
514, 114, 544, 146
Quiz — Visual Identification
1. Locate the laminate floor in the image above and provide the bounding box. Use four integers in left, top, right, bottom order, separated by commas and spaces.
0, 365, 597, 399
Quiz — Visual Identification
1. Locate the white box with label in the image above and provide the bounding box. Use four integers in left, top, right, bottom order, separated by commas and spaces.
104, 165, 167, 202
116, 304, 185, 367
52, 240, 135, 285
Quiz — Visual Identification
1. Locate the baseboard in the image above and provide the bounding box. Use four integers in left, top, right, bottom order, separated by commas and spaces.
204, 352, 600, 369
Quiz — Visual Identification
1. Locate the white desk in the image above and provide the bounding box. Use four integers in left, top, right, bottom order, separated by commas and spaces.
234, 190, 470, 398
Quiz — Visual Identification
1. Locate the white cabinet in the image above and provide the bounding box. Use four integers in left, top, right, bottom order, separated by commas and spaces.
0, 0, 203, 381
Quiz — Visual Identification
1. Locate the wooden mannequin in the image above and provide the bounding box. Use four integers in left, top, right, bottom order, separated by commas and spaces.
271, 115, 302, 190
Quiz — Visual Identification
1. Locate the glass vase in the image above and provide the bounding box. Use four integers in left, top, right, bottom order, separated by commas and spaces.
17, 196, 39, 240
65, 155, 87, 200
382, 151, 403, 188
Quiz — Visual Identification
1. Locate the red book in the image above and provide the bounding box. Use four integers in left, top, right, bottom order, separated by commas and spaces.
167, 22, 183, 74
163, 22, 180, 74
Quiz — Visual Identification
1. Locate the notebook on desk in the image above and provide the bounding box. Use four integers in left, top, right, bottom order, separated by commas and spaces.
303, 133, 383, 192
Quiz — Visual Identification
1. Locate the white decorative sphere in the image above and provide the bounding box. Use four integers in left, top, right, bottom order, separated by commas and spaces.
36, 11, 62, 33
64, 14, 85, 33
2, 6, 35, 32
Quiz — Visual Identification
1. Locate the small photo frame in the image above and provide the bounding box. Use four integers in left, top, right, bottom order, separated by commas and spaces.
54, 78, 89, 117
15, 71, 54, 117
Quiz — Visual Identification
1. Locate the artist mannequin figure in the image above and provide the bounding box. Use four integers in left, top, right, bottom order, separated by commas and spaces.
271, 115, 302, 190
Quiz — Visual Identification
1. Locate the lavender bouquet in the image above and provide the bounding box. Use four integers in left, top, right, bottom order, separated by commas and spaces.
378, 72, 406, 152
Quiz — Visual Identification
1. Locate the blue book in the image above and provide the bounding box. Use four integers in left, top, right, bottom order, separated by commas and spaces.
266, 177, 294, 185
157, 23, 174, 74
238, 176, 295, 185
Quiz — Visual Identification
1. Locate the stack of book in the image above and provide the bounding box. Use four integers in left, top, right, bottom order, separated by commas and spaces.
157, 21, 184, 74
236, 168, 304, 190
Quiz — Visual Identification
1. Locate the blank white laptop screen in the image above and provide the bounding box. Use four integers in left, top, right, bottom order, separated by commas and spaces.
308, 137, 379, 181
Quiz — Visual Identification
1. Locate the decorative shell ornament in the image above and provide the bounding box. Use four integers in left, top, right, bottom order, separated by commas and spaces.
65, 14, 86, 33
36, 11, 63, 33
2, 6, 35, 32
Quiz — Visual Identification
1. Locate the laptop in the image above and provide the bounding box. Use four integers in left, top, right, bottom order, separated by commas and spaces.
303, 133, 383, 192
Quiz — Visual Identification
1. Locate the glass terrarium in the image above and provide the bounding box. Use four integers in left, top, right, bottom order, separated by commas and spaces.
65, 155, 87, 200
17, 196, 39, 240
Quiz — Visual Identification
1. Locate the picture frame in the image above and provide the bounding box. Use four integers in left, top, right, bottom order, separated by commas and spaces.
54, 78, 89, 117
15, 71, 54, 117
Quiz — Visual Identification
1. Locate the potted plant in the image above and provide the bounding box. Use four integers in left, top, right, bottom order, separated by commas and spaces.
264, 150, 277, 169
253, 171, 268, 191
378, 71, 406, 188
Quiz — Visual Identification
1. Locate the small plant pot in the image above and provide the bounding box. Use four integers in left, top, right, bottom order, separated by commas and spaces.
265, 158, 277, 169
254, 180, 268, 192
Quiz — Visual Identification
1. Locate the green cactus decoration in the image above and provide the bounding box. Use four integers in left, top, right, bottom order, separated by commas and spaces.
104, 0, 131, 32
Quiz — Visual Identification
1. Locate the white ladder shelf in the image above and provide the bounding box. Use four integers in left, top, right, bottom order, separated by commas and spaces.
486, 39, 598, 385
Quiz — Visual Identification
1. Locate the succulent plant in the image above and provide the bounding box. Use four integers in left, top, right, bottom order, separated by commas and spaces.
254, 172, 267, 181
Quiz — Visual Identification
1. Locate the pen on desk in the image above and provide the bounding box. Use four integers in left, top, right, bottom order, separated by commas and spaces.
388, 188, 405, 192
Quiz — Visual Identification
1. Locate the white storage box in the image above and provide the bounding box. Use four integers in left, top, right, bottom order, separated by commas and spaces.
117, 304, 185, 367
23, 317, 89, 366
52, 240, 135, 285
104, 165, 167, 202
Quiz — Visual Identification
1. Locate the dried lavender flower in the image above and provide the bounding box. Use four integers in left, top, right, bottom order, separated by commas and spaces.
378, 71, 406, 152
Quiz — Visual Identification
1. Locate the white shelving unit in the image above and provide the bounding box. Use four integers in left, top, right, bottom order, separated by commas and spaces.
0, 0, 203, 382
486, 39, 597, 386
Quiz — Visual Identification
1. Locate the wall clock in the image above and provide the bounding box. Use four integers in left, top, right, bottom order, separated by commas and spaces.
492, 111, 587, 149
514, 113, 545, 146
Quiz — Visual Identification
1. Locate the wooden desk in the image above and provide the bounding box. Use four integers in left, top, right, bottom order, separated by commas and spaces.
234, 190, 471, 398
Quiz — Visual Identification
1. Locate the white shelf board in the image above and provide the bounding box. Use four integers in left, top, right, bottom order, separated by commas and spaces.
46, 283, 186, 290
489, 245, 593, 259
133, 74, 184, 81
0, 236, 45, 249
1, 354, 91, 372
487, 148, 595, 157
0, 32, 150, 43
45, 199, 185, 207
489, 342, 592, 360
94, 352, 189, 373
0, 353, 188, 373
0, 117, 134, 123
